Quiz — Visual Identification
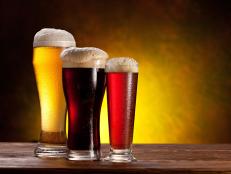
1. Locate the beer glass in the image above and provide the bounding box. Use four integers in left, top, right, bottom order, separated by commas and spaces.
105, 57, 138, 162
33, 28, 76, 157
61, 47, 108, 160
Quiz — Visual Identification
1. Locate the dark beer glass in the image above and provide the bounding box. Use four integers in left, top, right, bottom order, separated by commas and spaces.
61, 47, 108, 160
105, 57, 138, 162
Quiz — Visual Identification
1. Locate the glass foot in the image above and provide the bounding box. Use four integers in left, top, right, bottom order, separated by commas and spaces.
67, 150, 100, 161
104, 148, 136, 162
34, 143, 67, 158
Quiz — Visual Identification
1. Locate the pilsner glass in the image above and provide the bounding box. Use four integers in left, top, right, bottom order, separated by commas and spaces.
61, 47, 108, 160
105, 57, 138, 162
33, 28, 76, 157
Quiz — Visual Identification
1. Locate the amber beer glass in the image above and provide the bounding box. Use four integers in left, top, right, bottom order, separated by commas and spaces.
105, 57, 138, 162
33, 28, 76, 157
61, 47, 108, 160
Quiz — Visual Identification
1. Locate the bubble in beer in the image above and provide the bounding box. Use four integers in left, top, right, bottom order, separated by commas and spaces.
61, 47, 109, 68
105, 57, 138, 72
33, 28, 76, 47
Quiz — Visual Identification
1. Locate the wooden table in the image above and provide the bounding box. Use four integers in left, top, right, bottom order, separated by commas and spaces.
0, 143, 231, 173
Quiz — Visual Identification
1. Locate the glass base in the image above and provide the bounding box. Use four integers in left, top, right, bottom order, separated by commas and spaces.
67, 150, 100, 161
34, 143, 67, 158
104, 148, 136, 163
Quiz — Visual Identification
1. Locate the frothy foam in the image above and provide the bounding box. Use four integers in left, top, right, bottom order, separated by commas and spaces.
105, 57, 138, 72
61, 47, 108, 68
33, 28, 76, 47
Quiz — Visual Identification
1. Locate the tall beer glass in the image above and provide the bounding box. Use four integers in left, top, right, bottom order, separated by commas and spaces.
33, 28, 76, 157
61, 47, 108, 160
105, 57, 138, 162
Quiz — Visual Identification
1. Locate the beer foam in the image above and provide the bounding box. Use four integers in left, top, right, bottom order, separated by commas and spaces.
105, 57, 138, 72
61, 47, 109, 68
33, 28, 76, 47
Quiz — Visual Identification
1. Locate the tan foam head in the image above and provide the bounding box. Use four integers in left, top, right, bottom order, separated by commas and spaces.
61, 47, 109, 68
105, 57, 138, 72
33, 28, 76, 47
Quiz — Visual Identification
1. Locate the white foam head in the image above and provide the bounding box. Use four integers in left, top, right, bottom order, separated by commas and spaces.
61, 47, 109, 68
105, 57, 138, 72
33, 28, 76, 47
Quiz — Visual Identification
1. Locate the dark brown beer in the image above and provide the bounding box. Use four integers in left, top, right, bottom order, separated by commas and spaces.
62, 68, 105, 151
61, 47, 108, 160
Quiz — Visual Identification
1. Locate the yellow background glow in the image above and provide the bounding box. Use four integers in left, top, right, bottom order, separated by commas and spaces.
32, 1, 231, 143
1, 0, 231, 143
60, 1, 231, 144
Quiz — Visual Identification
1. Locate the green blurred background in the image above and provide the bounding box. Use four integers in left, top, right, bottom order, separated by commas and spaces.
0, 0, 231, 143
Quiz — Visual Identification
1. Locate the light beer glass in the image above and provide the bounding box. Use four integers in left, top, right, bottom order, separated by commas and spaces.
105, 57, 138, 162
33, 28, 76, 157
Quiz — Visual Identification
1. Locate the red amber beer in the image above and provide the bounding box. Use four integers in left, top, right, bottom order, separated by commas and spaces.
33, 28, 76, 158
105, 57, 138, 162
61, 47, 108, 160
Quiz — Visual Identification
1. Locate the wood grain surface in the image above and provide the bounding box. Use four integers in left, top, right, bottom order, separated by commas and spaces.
0, 143, 231, 173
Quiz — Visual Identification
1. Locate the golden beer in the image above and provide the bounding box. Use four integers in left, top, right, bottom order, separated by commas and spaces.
33, 47, 66, 142
33, 28, 75, 157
